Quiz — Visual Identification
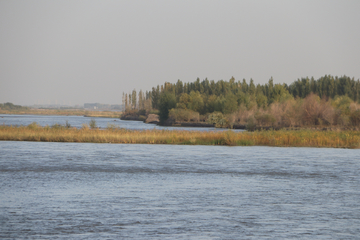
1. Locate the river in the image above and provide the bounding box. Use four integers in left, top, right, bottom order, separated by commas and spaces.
0, 114, 243, 132
1, 141, 359, 239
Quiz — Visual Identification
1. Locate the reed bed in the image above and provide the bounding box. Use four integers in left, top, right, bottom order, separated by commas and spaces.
1, 124, 360, 148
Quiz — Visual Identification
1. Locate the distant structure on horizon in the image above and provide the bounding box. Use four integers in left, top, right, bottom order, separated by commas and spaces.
84, 103, 122, 111
31, 104, 83, 109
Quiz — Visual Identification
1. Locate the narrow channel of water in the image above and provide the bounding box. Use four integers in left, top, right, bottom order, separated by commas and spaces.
0, 114, 243, 131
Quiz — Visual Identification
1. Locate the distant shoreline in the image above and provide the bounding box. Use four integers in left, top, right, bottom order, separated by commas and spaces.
0, 109, 121, 118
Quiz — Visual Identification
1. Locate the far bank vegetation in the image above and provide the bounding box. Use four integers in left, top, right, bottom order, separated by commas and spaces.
122, 75, 360, 130
0, 103, 121, 118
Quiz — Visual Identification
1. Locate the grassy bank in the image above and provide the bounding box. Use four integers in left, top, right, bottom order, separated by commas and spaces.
0, 109, 121, 118
1, 124, 359, 148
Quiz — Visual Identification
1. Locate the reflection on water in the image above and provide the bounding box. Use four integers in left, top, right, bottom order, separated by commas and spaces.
0, 141, 359, 239
0, 114, 243, 131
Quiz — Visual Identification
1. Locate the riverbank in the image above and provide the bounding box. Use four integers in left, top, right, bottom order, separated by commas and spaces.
1, 125, 359, 148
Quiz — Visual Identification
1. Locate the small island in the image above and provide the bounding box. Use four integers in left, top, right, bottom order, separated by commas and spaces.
1, 75, 360, 148
120, 75, 360, 131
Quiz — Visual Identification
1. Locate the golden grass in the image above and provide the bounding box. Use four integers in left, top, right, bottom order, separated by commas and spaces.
0, 109, 121, 118
83, 111, 121, 118
1, 125, 359, 148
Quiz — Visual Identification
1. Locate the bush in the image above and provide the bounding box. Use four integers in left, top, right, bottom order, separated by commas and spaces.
301, 94, 334, 126
138, 109, 147, 116
169, 108, 199, 122
275, 99, 302, 127
139, 115, 147, 121
120, 109, 147, 121
332, 95, 352, 115
207, 112, 229, 128
255, 112, 275, 127
246, 117, 256, 131
350, 110, 360, 126
65, 120, 71, 128
89, 119, 97, 129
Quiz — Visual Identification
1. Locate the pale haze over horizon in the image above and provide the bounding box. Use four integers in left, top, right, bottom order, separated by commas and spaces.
1, 0, 359, 106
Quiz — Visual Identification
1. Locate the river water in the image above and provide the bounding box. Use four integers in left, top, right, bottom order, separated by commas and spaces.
1, 141, 359, 239
0, 114, 243, 132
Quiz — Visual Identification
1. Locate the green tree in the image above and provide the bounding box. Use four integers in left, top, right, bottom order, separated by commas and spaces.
128, 93, 132, 109
159, 91, 176, 123
214, 95, 225, 112
124, 93, 128, 110
175, 79, 183, 96
270, 84, 292, 103
138, 90, 144, 110
256, 92, 268, 108
204, 95, 217, 113
177, 93, 191, 109
151, 85, 160, 109
222, 92, 238, 114
249, 79, 255, 96
188, 91, 204, 113
241, 79, 248, 93
131, 89, 137, 109
266, 77, 274, 99
332, 95, 352, 115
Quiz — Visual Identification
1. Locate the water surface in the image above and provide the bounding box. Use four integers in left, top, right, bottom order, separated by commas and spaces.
0, 114, 244, 132
1, 141, 359, 239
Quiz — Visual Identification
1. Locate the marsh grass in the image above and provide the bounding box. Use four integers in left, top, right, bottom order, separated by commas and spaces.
1, 124, 359, 148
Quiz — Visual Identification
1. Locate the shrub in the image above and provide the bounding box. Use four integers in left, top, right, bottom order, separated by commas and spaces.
232, 104, 257, 125
277, 99, 302, 127
169, 108, 200, 122
332, 95, 352, 115
65, 120, 71, 128
139, 115, 147, 121
89, 119, 97, 129
246, 116, 256, 131
138, 109, 146, 116
207, 112, 229, 128
350, 110, 360, 126
301, 93, 334, 126
254, 112, 276, 127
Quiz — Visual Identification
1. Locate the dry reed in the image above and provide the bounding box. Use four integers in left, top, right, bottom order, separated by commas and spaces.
1, 125, 359, 148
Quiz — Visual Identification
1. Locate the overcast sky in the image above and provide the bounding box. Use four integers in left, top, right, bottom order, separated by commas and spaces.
1, 0, 359, 106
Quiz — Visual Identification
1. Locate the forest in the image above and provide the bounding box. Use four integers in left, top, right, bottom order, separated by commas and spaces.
123, 75, 360, 129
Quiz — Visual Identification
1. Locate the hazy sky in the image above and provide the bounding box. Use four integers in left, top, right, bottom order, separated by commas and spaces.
1, 0, 359, 105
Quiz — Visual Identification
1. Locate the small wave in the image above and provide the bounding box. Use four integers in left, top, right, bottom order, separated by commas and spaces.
0, 166, 339, 180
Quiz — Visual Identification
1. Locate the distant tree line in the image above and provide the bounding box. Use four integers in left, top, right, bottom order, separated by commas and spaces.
122, 75, 360, 127
288, 75, 360, 101
0, 102, 29, 111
